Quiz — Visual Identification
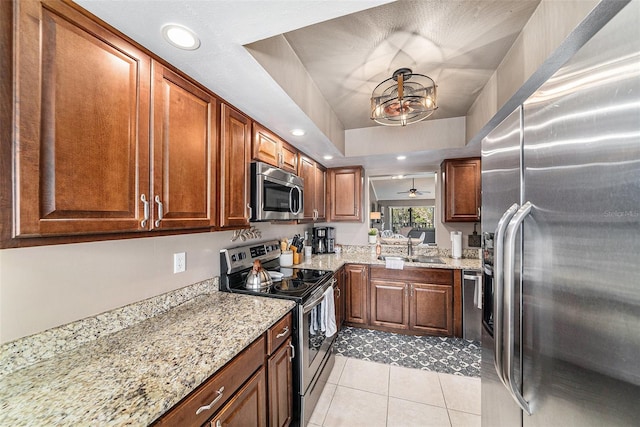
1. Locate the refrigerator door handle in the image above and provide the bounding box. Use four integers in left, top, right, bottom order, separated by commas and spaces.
494, 203, 519, 388
503, 201, 533, 415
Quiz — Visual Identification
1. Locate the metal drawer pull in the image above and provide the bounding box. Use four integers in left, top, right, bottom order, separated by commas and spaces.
195, 386, 225, 415
140, 194, 149, 227
289, 342, 295, 361
154, 195, 163, 227
276, 326, 289, 338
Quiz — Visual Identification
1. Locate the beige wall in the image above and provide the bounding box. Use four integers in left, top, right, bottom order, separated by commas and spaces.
0, 223, 305, 344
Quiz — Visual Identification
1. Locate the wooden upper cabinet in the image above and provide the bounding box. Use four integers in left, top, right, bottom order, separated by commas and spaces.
14, 0, 151, 237
152, 62, 217, 230
220, 104, 251, 228
328, 166, 363, 222
442, 157, 481, 222
298, 155, 326, 222
252, 123, 297, 173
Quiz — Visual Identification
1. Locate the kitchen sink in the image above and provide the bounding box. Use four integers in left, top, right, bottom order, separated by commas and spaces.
411, 256, 445, 264
377, 255, 412, 262
377, 255, 445, 264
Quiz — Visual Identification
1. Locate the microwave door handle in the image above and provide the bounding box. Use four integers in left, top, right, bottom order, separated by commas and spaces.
494, 203, 519, 388
297, 186, 303, 215
503, 201, 532, 415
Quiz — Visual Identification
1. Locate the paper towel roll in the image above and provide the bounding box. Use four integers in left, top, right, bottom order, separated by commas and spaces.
451, 231, 462, 259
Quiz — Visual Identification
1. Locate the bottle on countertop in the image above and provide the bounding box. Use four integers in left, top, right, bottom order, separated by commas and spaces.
375, 238, 381, 256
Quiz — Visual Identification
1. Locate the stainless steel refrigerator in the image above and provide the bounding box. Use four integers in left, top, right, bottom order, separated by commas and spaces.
481, 1, 640, 426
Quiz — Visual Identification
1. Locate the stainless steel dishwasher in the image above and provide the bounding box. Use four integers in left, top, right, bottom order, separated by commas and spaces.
462, 270, 482, 342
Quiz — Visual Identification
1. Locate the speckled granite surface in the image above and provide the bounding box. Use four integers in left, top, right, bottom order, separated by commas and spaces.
295, 247, 482, 272
0, 292, 294, 426
1, 278, 217, 377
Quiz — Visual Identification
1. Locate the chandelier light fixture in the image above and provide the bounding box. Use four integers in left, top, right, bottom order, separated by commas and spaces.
370, 68, 437, 126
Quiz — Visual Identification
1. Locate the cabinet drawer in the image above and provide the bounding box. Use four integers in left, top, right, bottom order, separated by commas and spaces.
370, 265, 453, 285
154, 335, 265, 427
267, 313, 292, 355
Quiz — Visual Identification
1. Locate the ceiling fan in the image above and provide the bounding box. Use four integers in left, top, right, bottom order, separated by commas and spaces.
397, 178, 430, 198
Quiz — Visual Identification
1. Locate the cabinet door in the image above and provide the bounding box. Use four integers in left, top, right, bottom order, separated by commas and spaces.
252, 123, 280, 168
442, 158, 481, 222
14, 0, 150, 236
152, 63, 217, 230
210, 367, 267, 427
328, 167, 363, 222
344, 264, 369, 325
279, 141, 298, 174
220, 104, 251, 228
314, 165, 327, 221
267, 338, 293, 427
298, 155, 316, 221
409, 283, 453, 336
370, 279, 409, 330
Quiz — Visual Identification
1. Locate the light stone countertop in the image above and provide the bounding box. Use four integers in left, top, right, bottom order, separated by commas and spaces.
295, 251, 482, 272
0, 292, 295, 426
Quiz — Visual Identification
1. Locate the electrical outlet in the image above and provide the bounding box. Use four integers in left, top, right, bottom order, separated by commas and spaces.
173, 252, 186, 273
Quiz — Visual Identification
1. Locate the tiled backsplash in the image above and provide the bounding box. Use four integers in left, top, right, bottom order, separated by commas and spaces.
0, 278, 217, 377
340, 244, 481, 259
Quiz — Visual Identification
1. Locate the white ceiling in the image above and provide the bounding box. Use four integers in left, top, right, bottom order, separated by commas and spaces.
76, 0, 540, 182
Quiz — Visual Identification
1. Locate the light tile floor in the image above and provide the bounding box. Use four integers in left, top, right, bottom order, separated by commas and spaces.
309, 356, 481, 427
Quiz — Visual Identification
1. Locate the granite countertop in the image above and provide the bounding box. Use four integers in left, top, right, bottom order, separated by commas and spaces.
0, 292, 295, 426
296, 251, 482, 272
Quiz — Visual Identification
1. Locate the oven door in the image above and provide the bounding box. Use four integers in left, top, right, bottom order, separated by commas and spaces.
299, 278, 335, 393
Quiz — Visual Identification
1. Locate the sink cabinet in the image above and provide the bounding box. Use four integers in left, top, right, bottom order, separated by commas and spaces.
368, 266, 460, 337
441, 157, 481, 222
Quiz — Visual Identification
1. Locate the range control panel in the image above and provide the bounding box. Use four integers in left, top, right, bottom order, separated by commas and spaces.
222, 240, 281, 274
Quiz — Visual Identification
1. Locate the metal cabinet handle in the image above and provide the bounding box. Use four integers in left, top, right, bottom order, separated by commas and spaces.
195, 386, 225, 415
140, 194, 149, 228
215, 420, 222, 427
335, 287, 341, 298
154, 195, 163, 227
276, 326, 289, 338
289, 341, 295, 362
410, 284, 414, 297
503, 201, 533, 415
247, 203, 252, 220
478, 207, 481, 218
494, 203, 519, 389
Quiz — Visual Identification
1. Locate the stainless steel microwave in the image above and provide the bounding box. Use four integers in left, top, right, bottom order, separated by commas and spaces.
250, 162, 303, 221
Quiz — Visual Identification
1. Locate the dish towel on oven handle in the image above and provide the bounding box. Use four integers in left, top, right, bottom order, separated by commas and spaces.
321, 285, 337, 337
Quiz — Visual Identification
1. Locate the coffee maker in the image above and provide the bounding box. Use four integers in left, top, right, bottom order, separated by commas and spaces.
312, 226, 335, 254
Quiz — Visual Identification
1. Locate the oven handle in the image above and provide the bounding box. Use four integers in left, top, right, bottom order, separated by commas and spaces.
302, 278, 335, 314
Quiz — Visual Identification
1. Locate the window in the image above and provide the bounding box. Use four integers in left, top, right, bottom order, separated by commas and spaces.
390, 206, 434, 233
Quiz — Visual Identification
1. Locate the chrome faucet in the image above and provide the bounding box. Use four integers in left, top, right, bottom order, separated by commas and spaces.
407, 238, 413, 257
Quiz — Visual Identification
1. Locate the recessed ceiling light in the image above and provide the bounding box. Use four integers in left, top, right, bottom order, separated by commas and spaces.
162, 24, 200, 50
290, 129, 305, 136
397, 155, 406, 160
323, 155, 333, 160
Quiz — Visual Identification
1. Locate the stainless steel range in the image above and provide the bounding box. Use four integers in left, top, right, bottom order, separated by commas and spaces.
220, 240, 337, 426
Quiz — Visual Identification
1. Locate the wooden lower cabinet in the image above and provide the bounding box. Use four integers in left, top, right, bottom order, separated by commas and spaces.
210, 367, 267, 427
153, 312, 294, 427
366, 266, 457, 337
409, 283, 453, 335
344, 264, 369, 325
370, 279, 409, 330
267, 338, 293, 427
334, 266, 346, 332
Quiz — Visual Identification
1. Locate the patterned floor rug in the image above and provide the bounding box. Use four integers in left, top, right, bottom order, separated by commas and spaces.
333, 326, 481, 377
